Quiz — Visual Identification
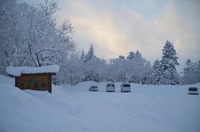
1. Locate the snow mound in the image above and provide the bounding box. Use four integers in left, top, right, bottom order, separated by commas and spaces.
0, 76, 81, 132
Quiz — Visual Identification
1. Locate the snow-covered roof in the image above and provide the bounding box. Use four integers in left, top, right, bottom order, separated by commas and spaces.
6, 65, 60, 76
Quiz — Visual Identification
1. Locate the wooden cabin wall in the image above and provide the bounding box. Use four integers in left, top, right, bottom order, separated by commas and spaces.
15, 73, 54, 93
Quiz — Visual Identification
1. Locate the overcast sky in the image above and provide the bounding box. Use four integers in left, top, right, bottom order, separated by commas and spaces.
22, 0, 200, 72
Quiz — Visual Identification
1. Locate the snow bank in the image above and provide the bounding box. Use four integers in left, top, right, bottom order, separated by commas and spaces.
0, 76, 81, 132
6, 65, 60, 76
0, 75, 14, 85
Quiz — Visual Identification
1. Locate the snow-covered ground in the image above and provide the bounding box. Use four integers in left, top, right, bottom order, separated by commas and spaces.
0, 75, 200, 132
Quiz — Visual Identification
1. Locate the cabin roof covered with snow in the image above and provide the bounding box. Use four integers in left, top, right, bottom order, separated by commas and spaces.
6, 65, 60, 76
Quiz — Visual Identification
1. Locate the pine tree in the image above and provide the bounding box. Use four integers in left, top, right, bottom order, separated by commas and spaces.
152, 59, 162, 84
80, 49, 85, 61
135, 50, 142, 60
127, 51, 135, 60
158, 41, 180, 85
85, 44, 94, 61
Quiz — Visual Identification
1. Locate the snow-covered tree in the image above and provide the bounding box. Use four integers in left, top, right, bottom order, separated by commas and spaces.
108, 56, 127, 82
77, 44, 106, 82
151, 59, 162, 84
182, 59, 199, 84
140, 61, 153, 84
60, 55, 84, 85
135, 50, 142, 60
127, 51, 135, 60
158, 41, 180, 85
0, 0, 21, 67
24, 1, 75, 67
85, 44, 95, 62
196, 61, 200, 83
82, 57, 106, 82
126, 51, 148, 83
0, 0, 75, 69
80, 49, 85, 61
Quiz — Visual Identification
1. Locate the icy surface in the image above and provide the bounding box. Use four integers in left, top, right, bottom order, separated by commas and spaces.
0, 76, 200, 132
6, 65, 60, 76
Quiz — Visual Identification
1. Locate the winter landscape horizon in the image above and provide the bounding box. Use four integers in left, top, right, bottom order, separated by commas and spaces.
21, 0, 200, 72
1, 0, 200, 85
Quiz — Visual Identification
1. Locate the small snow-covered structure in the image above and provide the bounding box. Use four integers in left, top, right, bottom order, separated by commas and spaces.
6, 65, 59, 93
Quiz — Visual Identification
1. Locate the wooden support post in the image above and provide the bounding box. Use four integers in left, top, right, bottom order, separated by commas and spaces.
48, 75, 52, 93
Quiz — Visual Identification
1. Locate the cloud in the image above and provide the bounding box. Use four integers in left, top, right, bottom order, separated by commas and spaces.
55, 0, 131, 58
29, 0, 200, 70
154, 2, 200, 65
71, 16, 127, 58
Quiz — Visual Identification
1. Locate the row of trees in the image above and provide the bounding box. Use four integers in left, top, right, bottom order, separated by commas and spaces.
0, 0, 199, 85
58, 42, 200, 85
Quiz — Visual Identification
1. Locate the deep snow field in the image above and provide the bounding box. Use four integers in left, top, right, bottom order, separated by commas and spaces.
0, 75, 200, 132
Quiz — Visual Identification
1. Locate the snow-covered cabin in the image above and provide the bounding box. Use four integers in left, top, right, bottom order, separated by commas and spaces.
6, 65, 60, 93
